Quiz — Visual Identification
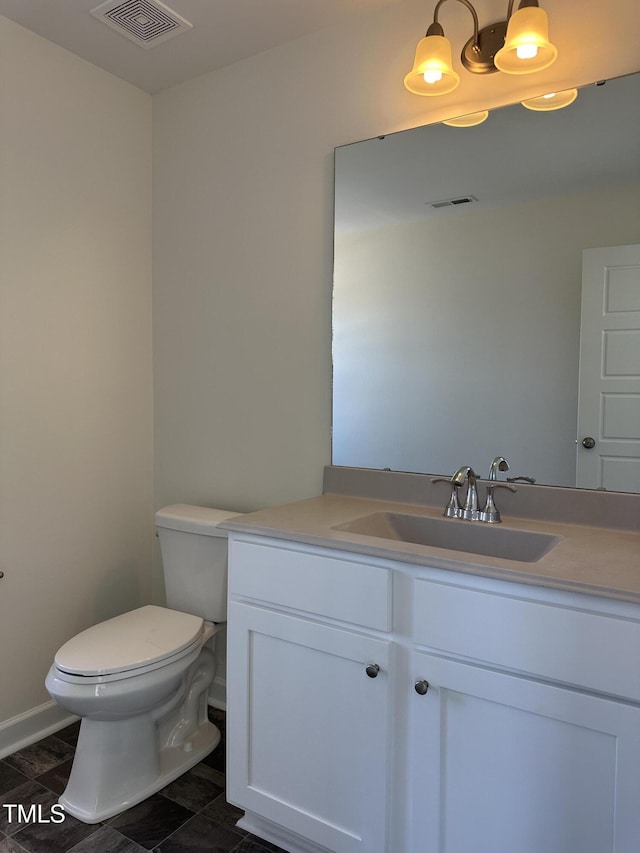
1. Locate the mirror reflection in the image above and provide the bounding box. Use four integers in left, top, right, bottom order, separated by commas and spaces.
332, 72, 640, 492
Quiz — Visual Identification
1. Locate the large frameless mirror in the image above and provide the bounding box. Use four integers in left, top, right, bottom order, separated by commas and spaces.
332, 72, 640, 492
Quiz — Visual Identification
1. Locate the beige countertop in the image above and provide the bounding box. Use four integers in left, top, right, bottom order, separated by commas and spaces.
221, 493, 640, 604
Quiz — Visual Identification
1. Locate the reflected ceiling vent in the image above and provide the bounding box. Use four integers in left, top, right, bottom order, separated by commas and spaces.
427, 195, 478, 209
90, 0, 193, 49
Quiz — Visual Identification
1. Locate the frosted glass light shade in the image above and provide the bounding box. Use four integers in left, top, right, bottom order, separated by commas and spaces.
521, 88, 578, 111
442, 110, 489, 127
404, 35, 460, 96
494, 6, 558, 74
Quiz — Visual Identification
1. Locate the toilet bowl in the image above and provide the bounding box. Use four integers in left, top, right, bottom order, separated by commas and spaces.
45, 605, 220, 823
45, 505, 238, 824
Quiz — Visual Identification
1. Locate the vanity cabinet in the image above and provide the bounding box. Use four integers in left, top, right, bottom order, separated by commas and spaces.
226, 533, 640, 853
226, 537, 393, 853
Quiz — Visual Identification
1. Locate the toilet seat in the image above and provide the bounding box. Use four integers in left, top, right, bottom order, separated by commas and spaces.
54, 605, 204, 682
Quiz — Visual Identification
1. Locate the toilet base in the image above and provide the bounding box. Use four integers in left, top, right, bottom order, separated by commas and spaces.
59, 718, 220, 824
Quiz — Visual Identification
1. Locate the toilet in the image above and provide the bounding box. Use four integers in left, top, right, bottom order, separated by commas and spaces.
45, 504, 238, 824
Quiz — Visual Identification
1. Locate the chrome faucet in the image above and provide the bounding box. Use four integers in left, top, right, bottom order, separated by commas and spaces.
454, 466, 481, 521
490, 456, 534, 488
431, 465, 479, 520
432, 464, 516, 523
489, 456, 509, 480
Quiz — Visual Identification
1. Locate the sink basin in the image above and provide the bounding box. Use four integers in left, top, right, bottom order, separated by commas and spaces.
333, 512, 561, 563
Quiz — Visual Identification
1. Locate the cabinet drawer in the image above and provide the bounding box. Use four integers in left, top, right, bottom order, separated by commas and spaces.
229, 538, 392, 631
414, 579, 640, 701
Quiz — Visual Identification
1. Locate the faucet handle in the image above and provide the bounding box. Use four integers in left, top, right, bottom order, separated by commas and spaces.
480, 482, 517, 524
487, 483, 517, 494
431, 476, 462, 518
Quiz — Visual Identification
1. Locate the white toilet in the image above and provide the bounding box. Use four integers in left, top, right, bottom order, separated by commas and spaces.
45, 504, 238, 824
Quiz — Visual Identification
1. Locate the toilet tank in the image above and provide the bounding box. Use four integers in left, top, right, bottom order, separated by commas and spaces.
155, 504, 240, 623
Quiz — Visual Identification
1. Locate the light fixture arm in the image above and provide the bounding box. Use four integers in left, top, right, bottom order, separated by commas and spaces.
505, 0, 539, 19
427, 0, 480, 50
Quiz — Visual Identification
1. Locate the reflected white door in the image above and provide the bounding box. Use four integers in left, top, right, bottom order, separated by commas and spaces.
576, 244, 640, 491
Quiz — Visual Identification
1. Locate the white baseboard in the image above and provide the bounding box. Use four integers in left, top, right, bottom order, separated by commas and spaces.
238, 811, 331, 853
0, 700, 78, 759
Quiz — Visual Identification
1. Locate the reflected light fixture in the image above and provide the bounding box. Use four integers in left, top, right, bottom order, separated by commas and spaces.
521, 88, 578, 110
404, 0, 557, 97
442, 110, 489, 126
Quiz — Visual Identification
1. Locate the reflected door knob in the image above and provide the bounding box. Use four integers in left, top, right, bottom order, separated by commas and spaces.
365, 664, 380, 678
581, 436, 596, 449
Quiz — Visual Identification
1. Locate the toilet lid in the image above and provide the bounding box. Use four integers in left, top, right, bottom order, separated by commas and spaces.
55, 605, 204, 677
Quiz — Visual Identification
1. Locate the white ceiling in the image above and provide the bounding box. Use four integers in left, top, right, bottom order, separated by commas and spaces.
0, 0, 402, 93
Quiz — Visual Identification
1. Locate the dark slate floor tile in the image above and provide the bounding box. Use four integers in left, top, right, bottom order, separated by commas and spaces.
237, 835, 287, 853
153, 814, 243, 853
66, 825, 147, 853
3, 738, 74, 780
108, 794, 194, 850
207, 708, 226, 732
0, 762, 29, 799
200, 796, 245, 834
7, 806, 96, 853
35, 758, 73, 796
160, 763, 224, 812
54, 724, 80, 748
0, 781, 57, 836
0, 833, 30, 853
201, 742, 225, 774
229, 837, 287, 853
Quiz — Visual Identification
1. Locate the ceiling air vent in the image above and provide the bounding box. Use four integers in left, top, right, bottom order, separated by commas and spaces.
427, 195, 478, 209
90, 0, 192, 49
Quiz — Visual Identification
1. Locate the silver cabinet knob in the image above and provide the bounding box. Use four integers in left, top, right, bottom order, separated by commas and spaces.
415, 679, 429, 695
581, 436, 596, 449
365, 663, 380, 678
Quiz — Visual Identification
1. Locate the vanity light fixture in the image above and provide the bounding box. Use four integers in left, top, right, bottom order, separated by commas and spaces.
404, 0, 557, 97
442, 109, 489, 126
521, 88, 578, 110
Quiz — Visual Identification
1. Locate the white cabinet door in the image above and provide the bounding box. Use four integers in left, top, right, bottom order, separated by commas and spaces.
227, 601, 391, 853
410, 651, 640, 853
